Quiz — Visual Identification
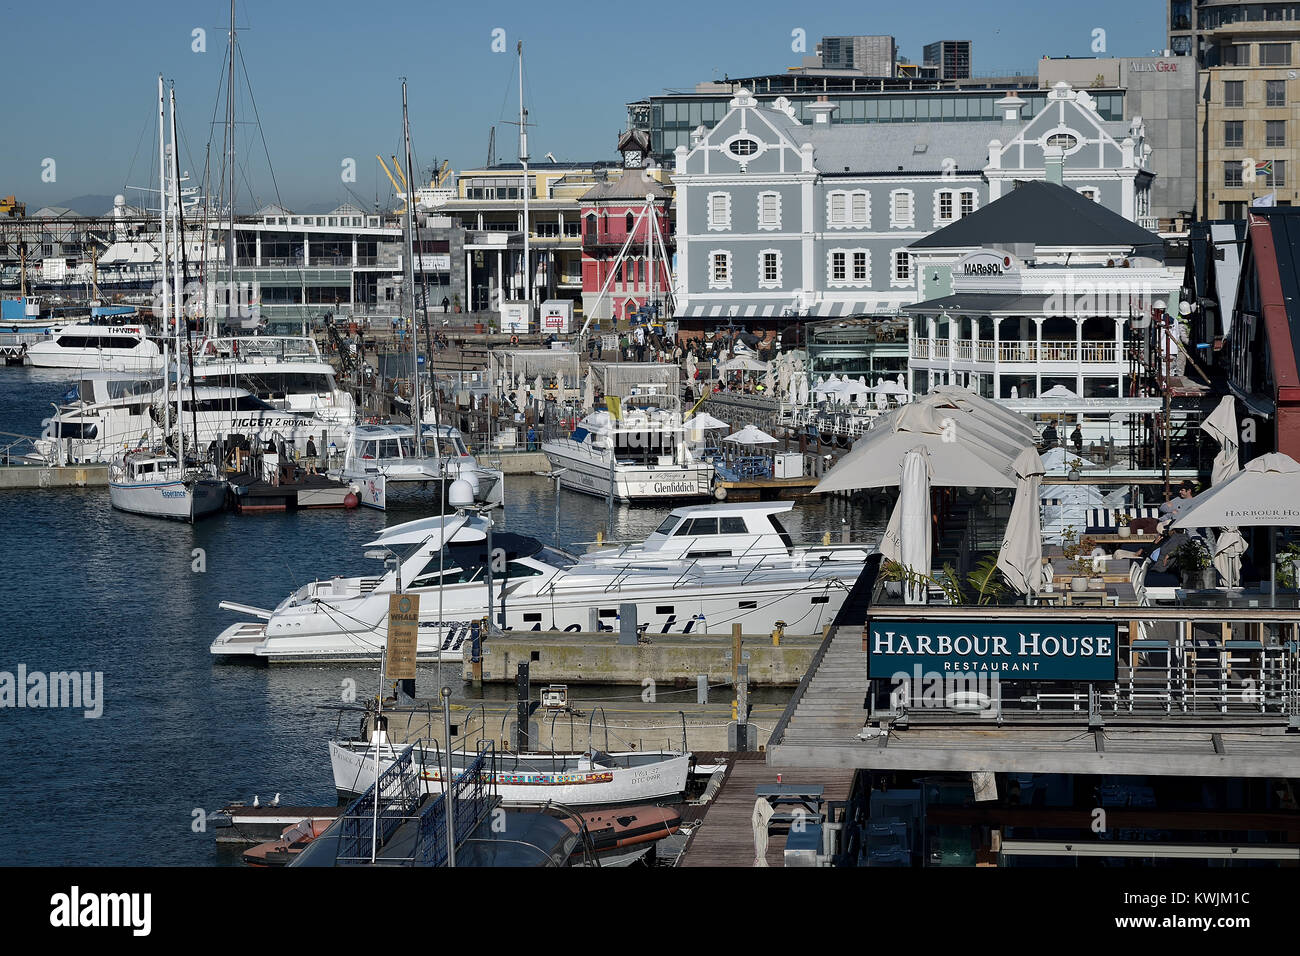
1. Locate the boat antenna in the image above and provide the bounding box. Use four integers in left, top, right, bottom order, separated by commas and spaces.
401, 79, 423, 447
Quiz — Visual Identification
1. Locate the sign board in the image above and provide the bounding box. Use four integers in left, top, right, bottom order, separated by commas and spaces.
539, 299, 572, 334
953, 249, 1022, 282
386, 592, 421, 680
867, 618, 1117, 682
500, 300, 532, 334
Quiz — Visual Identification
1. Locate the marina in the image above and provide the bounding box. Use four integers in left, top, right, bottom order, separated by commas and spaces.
4, 6, 1300, 939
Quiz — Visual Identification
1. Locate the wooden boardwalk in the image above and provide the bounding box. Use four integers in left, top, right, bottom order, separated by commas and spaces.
678, 758, 855, 867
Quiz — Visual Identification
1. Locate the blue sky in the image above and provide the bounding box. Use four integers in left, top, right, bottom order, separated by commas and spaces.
2, 0, 1168, 212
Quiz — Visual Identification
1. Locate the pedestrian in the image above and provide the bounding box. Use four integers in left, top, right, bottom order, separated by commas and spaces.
442, 296, 450, 313
527, 424, 537, 451
1071, 424, 1084, 455
305, 436, 318, 476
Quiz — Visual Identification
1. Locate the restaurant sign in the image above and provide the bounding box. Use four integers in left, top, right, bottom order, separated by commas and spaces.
868, 618, 1117, 681
386, 593, 421, 681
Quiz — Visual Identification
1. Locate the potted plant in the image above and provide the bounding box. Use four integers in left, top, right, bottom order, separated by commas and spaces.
1061, 526, 1089, 592
1117, 513, 1132, 539
1073, 556, 1097, 592
1175, 538, 1214, 591
1276, 541, 1300, 590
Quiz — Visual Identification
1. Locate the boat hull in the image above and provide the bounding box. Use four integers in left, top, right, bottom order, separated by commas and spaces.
329, 742, 691, 806
543, 440, 712, 502
109, 477, 225, 521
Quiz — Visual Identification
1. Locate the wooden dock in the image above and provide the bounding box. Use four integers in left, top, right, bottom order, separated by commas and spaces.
228, 472, 358, 513
677, 758, 855, 867
715, 475, 821, 501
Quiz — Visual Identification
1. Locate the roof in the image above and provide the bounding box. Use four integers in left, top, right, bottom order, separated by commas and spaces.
1251, 208, 1300, 393
904, 291, 1143, 317
798, 119, 1005, 175
909, 180, 1162, 249
580, 169, 671, 202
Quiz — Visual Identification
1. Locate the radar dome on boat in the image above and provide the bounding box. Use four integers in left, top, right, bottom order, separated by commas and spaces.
448, 478, 476, 509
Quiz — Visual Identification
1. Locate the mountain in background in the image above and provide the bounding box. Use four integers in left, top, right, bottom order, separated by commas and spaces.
49, 194, 118, 216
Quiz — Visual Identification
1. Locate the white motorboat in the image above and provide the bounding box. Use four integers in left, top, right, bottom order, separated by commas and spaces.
210, 500, 871, 663
329, 733, 690, 806
108, 447, 225, 521
541, 391, 713, 502
24, 323, 162, 372
334, 422, 504, 510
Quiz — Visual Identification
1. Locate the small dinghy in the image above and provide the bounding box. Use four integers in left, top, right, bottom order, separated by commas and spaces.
564, 805, 682, 866
241, 818, 334, 867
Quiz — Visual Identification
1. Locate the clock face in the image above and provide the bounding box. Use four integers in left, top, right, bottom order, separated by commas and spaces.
624, 150, 643, 168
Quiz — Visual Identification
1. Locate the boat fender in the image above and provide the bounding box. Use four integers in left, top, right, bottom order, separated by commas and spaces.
714, 485, 727, 501
509, 334, 519, 346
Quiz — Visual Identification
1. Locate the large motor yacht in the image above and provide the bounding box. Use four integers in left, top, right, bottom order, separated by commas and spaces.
210, 501, 871, 663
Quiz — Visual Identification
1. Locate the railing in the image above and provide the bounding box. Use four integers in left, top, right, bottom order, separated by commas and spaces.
1081, 341, 1118, 364
953, 339, 972, 361
415, 743, 495, 867
334, 742, 422, 863
912, 337, 930, 359
932, 339, 950, 359
1038, 340, 1074, 362
975, 339, 996, 362
864, 605, 1300, 720
998, 342, 1037, 363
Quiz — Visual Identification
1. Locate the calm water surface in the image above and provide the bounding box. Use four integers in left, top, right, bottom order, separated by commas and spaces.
0, 365, 881, 864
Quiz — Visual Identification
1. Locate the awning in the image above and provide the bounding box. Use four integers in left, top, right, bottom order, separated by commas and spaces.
675, 299, 898, 319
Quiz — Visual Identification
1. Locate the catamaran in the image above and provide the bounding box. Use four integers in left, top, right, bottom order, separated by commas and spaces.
334, 422, 504, 509
210, 501, 871, 663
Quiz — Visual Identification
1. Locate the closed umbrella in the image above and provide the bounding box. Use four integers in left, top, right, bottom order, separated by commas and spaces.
1201, 394, 1243, 585
1201, 394, 1240, 487
777, 359, 791, 397
795, 372, 809, 407
764, 364, 775, 394
583, 367, 595, 411
996, 446, 1046, 596
879, 445, 933, 604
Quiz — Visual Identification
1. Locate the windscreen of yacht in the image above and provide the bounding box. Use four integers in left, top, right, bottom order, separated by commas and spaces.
407, 532, 550, 588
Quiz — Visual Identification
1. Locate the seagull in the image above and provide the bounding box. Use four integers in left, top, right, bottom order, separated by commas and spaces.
252, 795, 259, 807
271, 793, 280, 807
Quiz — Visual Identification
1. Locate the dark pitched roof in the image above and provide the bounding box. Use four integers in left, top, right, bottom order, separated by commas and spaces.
909, 180, 1162, 250
1254, 208, 1300, 389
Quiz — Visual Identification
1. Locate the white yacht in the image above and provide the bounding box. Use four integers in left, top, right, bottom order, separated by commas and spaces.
35, 335, 355, 465
335, 422, 504, 510
37, 383, 345, 465
108, 447, 226, 521
25, 323, 162, 372
211, 501, 870, 663
541, 391, 713, 502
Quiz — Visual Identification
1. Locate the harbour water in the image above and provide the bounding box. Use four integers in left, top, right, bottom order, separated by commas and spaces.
0, 365, 880, 864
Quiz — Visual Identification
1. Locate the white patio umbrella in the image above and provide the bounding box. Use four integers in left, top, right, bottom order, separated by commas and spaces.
1201, 394, 1241, 487
996, 445, 1046, 597
1200, 394, 1244, 585
871, 380, 908, 396
874, 390, 888, 411
1041, 384, 1078, 398
720, 356, 768, 372
723, 424, 778, 445
534, 373, 544, 406
685, 411, 730, 442
815, 403, 1018, 493
776, 359, 791, 396
583, 367, 596, 411
879, 445, 933, 605
764, 364, 775, 394
812, 376, 839, 398
1173, 453, 1300, 603
930, 385, 1039, 442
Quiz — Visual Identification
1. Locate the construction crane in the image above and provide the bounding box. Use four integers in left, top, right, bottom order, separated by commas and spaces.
433, 160, 451, 188
486, 126, 496, 167
376, 154, 411, 214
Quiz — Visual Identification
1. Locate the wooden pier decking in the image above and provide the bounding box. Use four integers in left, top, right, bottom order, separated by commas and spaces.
677, 758, 855, 867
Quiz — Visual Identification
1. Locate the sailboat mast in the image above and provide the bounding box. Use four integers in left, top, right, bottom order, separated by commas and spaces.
171, 83, 202, 457
169, 86, 185, 458
157, 74, 171, 447
401, 80, 423, 445
226, 0, 236, 329
518, 41, 531, 309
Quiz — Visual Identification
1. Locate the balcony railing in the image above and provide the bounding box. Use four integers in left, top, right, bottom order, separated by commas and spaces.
912, 337, 930, 359
932, 339, 949, 359
921, 338, 1121, 365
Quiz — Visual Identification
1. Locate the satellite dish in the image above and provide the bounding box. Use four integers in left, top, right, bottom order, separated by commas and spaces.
448, 478, 476, 509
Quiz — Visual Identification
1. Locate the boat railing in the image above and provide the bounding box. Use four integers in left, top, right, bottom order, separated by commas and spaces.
587, 706, 611, 754
334, 741, 422, 864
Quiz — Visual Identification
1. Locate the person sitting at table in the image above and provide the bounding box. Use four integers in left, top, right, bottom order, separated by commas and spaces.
1041, 422, 1058, 448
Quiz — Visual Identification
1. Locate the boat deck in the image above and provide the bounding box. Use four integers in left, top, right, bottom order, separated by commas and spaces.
227, 471, 357, 513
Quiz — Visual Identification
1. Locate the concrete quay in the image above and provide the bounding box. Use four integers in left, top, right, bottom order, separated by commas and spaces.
0, 463, 107, 489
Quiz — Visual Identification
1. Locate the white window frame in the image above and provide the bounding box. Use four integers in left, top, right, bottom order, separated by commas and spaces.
707, 192, 732, 231
827, 247, 871, 288
850, 190, 871, 227
959, 189, 978, 218
757, 191, 782, 230
758, 249, 783, 289
827, 190, 848, 228
891, 248, 914, 288
934, 189, 956, 225
890, 188, 915, 228
1076, 186, 1102, 203
708, 249, 733, 290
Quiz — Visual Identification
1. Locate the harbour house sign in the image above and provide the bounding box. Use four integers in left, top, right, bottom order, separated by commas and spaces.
868, 619, 1118, 682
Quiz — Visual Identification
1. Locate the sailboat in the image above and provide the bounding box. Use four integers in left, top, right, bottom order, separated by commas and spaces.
109, 77, 225, 522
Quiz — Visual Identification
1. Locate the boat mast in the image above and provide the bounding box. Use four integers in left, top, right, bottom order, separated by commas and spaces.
169, 86, 185, 460
226, 0, 236, 331
171, 83, 202, 458
401, 80, 423, 447
157, 73, 171, 448
518, 41, 531, 310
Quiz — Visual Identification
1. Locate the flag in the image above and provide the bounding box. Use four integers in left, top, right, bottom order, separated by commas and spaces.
1255, 159, 1273, 176
1252, 192, 1277, 208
